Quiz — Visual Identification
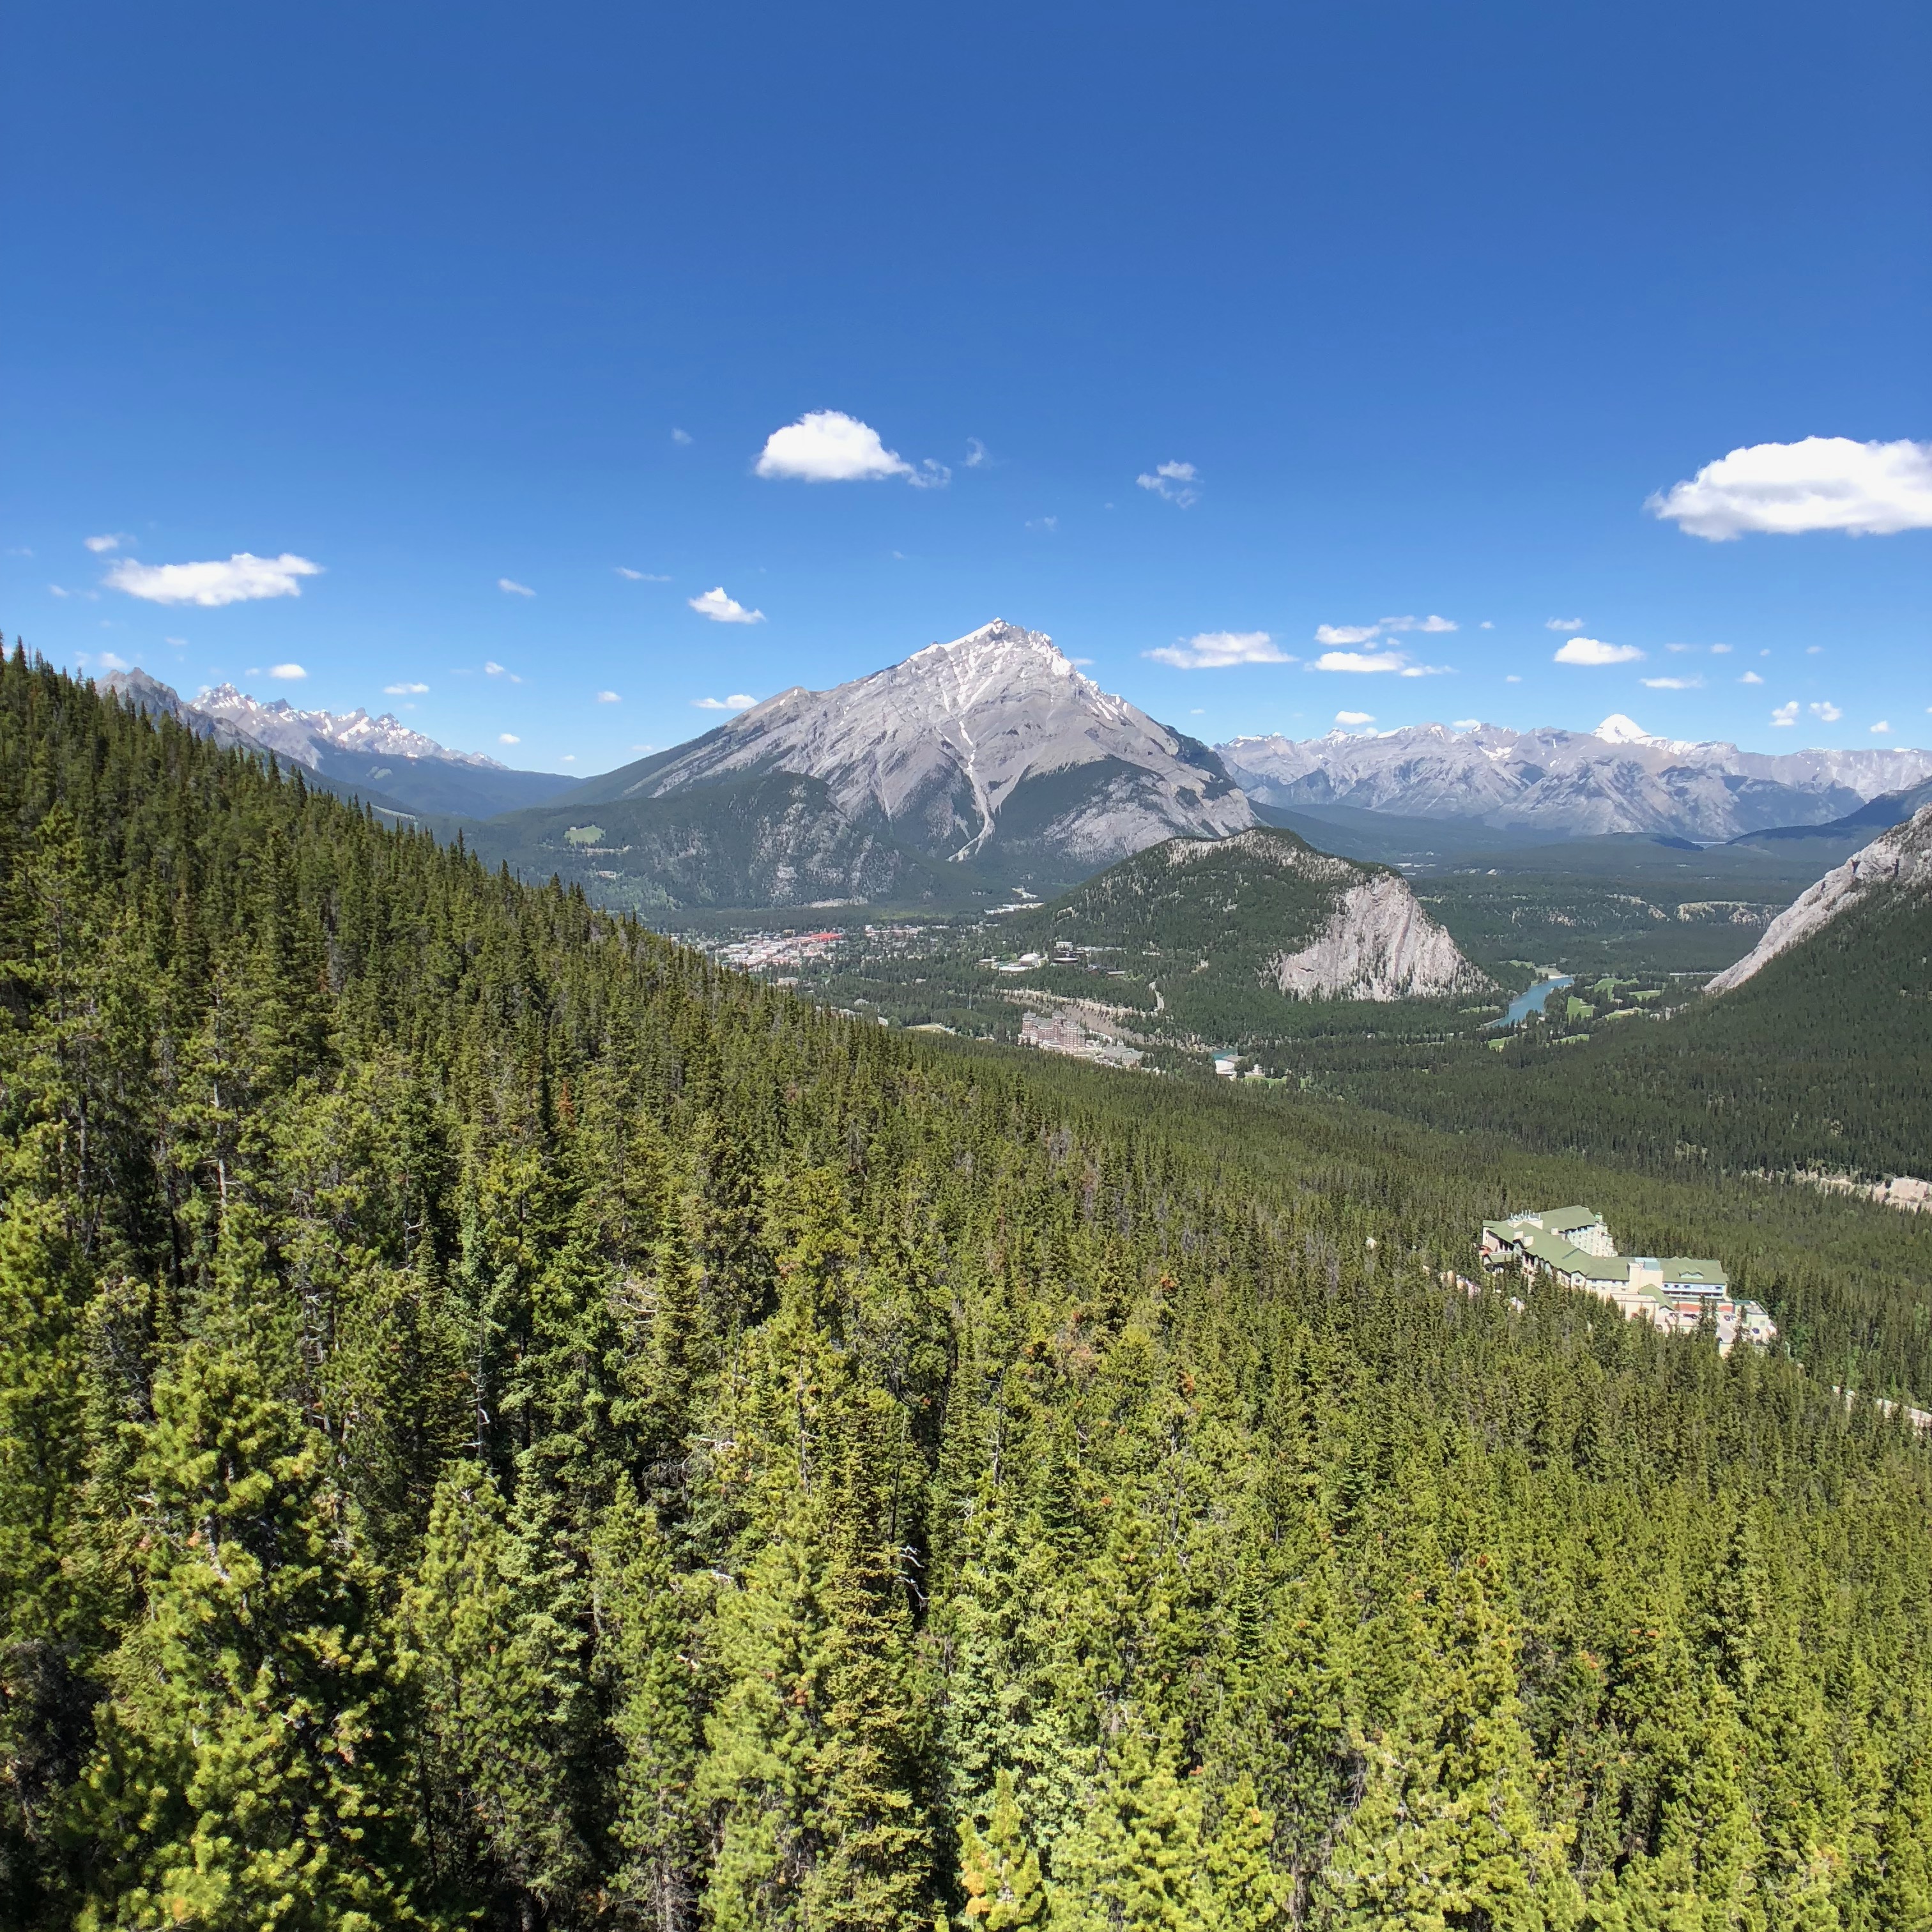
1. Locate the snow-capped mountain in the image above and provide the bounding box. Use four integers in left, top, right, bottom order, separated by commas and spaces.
189, 685, 508, 770
1707, 804, 1932, 995
583, 620, 1252, 878
102, 668, 579, 820
1219, 716, 1932, 841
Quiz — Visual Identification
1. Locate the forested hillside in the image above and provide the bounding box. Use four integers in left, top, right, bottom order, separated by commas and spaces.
8, 652, 1932, 1929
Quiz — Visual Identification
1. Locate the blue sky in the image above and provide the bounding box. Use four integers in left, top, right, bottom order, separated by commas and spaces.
5, 0, 1928, 773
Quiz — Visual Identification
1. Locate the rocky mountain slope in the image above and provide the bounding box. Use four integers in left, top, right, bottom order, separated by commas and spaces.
564, 621, 1252, 887
1708, 803, 1932, 994
103, 668, 578, 818
1011, 825, 1489, 1004
1220, 715, 1932, 841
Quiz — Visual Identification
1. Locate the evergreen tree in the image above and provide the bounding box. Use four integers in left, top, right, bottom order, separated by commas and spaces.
956, 1770, 1046, 1932
1050, 1732, 1204, 1932
72, 1338, 422, 1930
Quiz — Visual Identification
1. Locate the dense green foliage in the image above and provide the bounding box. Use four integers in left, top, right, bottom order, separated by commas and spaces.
8, 655, 1932, 1930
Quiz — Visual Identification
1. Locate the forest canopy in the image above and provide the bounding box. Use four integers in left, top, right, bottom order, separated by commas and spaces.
4, 651, 1932, 1929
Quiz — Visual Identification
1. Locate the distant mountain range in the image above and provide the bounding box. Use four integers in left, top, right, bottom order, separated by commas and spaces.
103, 669, 580, 819
1219, 715, 1932, 842
98, 647, 1932, 911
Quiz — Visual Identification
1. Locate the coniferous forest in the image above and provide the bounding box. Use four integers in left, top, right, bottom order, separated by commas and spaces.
11, 650, 1932, 1930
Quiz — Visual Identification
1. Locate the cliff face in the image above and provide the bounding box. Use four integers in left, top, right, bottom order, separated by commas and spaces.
1707, 803, 1932, 994
1268, 871, 1489, 1000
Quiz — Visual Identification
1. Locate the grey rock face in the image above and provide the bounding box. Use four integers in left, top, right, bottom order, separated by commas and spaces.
630, 620, 1253, 872
1706, 803, 1932, 994
1220, 715, 1932, 841
1266, 871, 1490, 1001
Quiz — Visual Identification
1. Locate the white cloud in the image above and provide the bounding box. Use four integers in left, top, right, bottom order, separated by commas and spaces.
617, 567, 671, 581
1553, 638, 1644, 666
595, 690, 620, 703
1314, 650, 1409, 673
1070, 657, 1094, 666
48, 585, 71, 598
79, 649, 133, 672
1505, 673, 1522, 683
1809, 701, 1843, 723
1871, 721, 1892, 734
1315, 624, 1380, 646
1666, 643, 1694, 654
1641, 675, 1704, 690
688, 586, 765, 625
499, 733, 521, 745
560, 755, 576, 763
1739, 671, 1765, 685
909, 458, 951, 489
1452, 718, 1481, 729
1710, 643, 1733, 654
1397, 663, 1450, 678
1545, 617, 1585, 632
693, 694, 756, 711
1806, 645, 1823, 654
268, 663, 307, 681
485, 660, 505, 675
84, 532, 132, 553
498, 578, 535, 597
1771, 702, 1799, 727
1025, 516, 1058, 533
964, 438, 989, 468
1335, 710, 1376, 726
1136, 460, 1200, 506
755, 410, 910, 482
1381, 614, 1457, 633
671, 427, 693, 445
1648, 436, 1932, 540
1145, 630, 1292, 670
385, 681, 430, 695
1480, 620, 1493, 629
105, 551, 322, 606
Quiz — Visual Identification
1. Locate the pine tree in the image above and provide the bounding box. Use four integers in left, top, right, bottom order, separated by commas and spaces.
1193, 1776, 1285, 1932
1050, 1731, 1204, 1932
72, 1338, 423, 1930
957, 1770, 1046, 1932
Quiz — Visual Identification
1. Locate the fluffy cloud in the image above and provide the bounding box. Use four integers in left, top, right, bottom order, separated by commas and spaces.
693, 694, 756, 711
1144, 630, 1292, 669
1315, 624, 1380, 646
964, 438, 989, 468
483, 661, 523, 682
385, 681, 429, 695
1710, 643, 1733, 654
498, 578, 535, 597
1452, 718, 1481, 729
909, 459, 951, 489
1381, 614, 1457, 634
268, 663, 307, 680
84, 533, 132, 553
688, 586, 765, 625
1553, 638, 1644, 666
755, 410, 910, 482
105, 552, 322, 606
1314, 650, 1409, 673
617, 567, 671, 581
671, 427, 693, 445
1136, 461, 1200, 506
1641, 675, 1703, 690
1739, 671, 1765, 685
1335, 710, 1375, 726
1771, 702, 1799, 727
1809, 700, 1843, 723
1545, 617, 1585, 632
499, 733, 521, 745
1871, 721, 1892, 735
595, 690, 621, 704
1648, 436, 1932, 539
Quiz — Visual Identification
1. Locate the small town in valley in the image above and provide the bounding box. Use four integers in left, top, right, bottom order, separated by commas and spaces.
1481, 1206, 1777, 1353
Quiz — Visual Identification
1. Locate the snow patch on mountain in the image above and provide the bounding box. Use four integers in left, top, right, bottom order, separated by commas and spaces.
190, 685, 506, 769
1706, 804, 1932, 995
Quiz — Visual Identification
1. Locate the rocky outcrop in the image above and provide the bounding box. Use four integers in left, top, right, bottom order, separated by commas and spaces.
1266, 871, 1489, 1000
1706, 803, 1932, 993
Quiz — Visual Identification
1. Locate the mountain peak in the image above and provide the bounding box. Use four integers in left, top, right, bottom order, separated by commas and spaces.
1593, 712, 1655, 746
